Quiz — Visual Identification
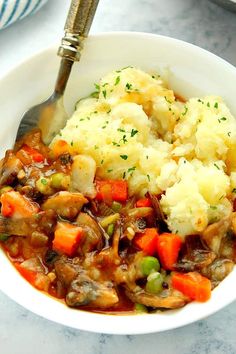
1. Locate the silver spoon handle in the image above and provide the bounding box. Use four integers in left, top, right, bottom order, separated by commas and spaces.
58, 0, 99, 61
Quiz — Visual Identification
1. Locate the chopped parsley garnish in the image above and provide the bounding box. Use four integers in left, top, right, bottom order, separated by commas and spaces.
147, 174, 150, 182
102, 82, 108, 87
123, 171, 126, 179
112, 142, 121, 147
220, 117, 227, 121
214, 163, 220, 170
228, 132, 231, 137
176, 117, 180, 122
232, 188, 236, 193
125, 83, 133, 91
121, 66, 133, 70
94, 145, 99, 150
79, 118, 84, 121
114, 76, 120, 86
107, 109, 111, 114
120, 155, 128, 160
102, 90, 107, 99
210, 205, 217, 210
164, 96, 172, 104
93, 111, 98, 114
75, 125, 78, 128
182, 106, 188, 116
127, 166, 136, 173
101, 159, 104, 164
94, 83, 100, 91
207, 102, 210, 107
219, 195, 224, 201
117, 128, 125, 133
131, 129, 138, 137
122, 135, 128, 144
87, 117, 90, 120
70, 141, 74, 146
214, 102, 218, 109
107, 169, 113, 173
41, 178, 47, 185
146, 155, 149, 160
197, 99, 204, 104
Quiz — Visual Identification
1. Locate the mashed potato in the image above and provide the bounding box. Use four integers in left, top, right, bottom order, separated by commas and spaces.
52, 67, 236, 237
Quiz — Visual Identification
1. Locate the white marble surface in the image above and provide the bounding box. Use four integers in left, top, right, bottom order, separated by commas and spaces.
0, 0, 236, 353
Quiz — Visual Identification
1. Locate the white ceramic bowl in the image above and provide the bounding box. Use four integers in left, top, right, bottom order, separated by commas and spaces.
0, 32, 236, 335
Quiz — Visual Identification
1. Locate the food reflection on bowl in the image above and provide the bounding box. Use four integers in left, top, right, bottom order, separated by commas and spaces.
0, 32, 236, 334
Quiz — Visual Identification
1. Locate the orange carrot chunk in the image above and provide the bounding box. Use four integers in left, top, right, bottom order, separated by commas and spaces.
134, 228, 159, 256
96, 180, 128, 202
1, 191, 39, 218
156, 233, 182, 270
21, 145, 44, 163
14, 263, 37, 286
172, 272, 211, 302
136, 198, 152, 208
52, 222, 84, 256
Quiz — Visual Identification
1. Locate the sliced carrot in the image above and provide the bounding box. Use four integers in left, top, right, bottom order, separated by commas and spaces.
21, 145, 44, 163
136, 198, 152, 208
1, 191, 39, 218
134, 228, 159, 256
52, 222, 84, 256
14, 263, 37, 286
156, 233, 182, 270
172, 272, 211, 302
96, 180, 128, 202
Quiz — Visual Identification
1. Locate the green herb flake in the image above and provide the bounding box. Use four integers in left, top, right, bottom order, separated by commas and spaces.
220, 117, 227, 121
182, 106, 188, 116
214, 102, 218, 109
131, 129, 138, 137
207, 102, 210, 108
120, 155, 128, 160
102, 90, 107, 99
117, 128, 125, 133
219, 195, 224, 201
94, 83, 100, 91
79, 118, 85, 121
232, 188, 236, 193
122, 171, 126, 179
107, 109, 111, 114
214, 163, 220, 170
107, 169, 113, 173
122, 135, 128, 144
102, 82, 108, 87
164, 96, 172, 104
125, 83, 133, 91
210, 205, 217, 210
112, 142, 120, 147
228, 132, 231, 137
114, 76, 120, 86
70, 141, 74, 146
41, 178, 47, 185
101, 159, 104, 165
147, 174, 150, 182
94, 145, 99, 150
127, 166, 136, 173
93, 111, 98, 114
146, 155, 149, 160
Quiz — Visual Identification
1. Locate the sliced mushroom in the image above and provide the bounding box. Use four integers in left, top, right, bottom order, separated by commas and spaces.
42, 191, 88, 219
76, 212, 103, 253
175, 235, 216, 272
0, 210, 57, 237
125, 288, 188, 309
201, 258, 234, 286
66, 274, 118, 308
201, 216, 231, 255
0, 150, 23, 186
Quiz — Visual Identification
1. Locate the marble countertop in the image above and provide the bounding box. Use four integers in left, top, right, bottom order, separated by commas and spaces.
0, 0, 236, 353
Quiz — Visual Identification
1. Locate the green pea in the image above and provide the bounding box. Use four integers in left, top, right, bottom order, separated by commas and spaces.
140, 256, 160, 276
36, 177, 53, 195
145, 272, 164, 295
107, 223, 115, 237
135, 303, 148, 313
111, 201, 122, 212
0, 234, 9, 242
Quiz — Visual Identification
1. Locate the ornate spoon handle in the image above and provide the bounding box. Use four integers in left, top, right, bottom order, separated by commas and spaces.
58, 0, 99, 62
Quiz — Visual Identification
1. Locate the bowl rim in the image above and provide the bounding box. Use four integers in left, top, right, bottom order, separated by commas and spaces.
0, 31, 236, 335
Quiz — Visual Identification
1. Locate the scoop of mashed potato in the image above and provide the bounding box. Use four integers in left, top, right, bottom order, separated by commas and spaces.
52, 67, 236, 237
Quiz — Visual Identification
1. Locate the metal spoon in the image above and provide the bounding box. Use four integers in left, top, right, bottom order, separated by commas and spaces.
15, 0, 99, 145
